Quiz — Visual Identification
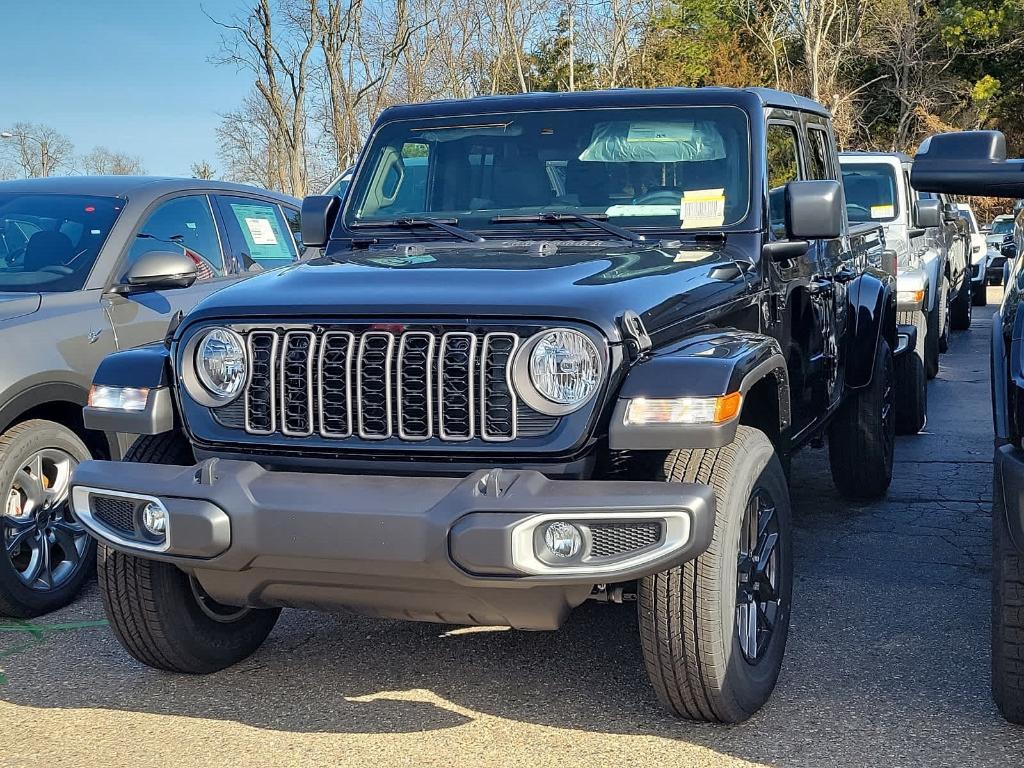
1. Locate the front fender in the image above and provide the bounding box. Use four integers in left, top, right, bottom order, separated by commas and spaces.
608, 331, 790, 450
845, 272, 895, 390
83, 343, 178, 436
919, 248, 942, 312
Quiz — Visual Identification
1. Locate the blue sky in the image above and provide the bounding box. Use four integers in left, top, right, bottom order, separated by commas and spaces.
4, 1, 251, 176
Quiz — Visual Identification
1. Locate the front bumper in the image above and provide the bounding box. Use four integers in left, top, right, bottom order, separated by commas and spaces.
70, 460, 715, 629
995, 445, 1024, 553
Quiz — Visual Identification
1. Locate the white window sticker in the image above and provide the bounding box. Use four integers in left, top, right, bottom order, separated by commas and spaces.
245, 217, 279, 245
680, 188, 726, 229
870, 204, 895, 219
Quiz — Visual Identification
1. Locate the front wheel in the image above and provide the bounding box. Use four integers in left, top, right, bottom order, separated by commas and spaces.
950, 276, 973, 330
993, 479, 1024, 723
639, 426, 792, 723
0, 420, 94, 618
96, 431, 280, 673
828, 338, 895, 500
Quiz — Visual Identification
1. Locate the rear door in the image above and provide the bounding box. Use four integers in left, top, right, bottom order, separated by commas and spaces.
104, 193, 237, 351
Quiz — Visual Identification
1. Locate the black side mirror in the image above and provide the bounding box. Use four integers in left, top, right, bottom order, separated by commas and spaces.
786, 180, 843, 240
120, 251, 197, 293
913, 199, 941, 229
300, 195, 340, 248
912, 130, 1024, 198
943, 202, 960, 222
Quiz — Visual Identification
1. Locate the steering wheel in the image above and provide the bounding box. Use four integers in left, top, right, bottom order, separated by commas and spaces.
846, 203, 872, 220
633, 186, 684, 206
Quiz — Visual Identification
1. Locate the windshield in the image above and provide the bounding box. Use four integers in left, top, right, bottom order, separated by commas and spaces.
344, 106, 751, 236
841, 163, 899, 223
0, 193, 123, 292
992, 219, 1014, 235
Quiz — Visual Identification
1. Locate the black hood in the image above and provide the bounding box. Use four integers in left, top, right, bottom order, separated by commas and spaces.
186, 238, 759, 341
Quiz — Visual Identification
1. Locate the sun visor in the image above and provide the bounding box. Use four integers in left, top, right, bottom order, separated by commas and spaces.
579, 121, 727, 163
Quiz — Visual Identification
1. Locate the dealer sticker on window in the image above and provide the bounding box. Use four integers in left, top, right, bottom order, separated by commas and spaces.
680, 188, 726, 229
870, 204, 895, 219
245, 217, 279, 245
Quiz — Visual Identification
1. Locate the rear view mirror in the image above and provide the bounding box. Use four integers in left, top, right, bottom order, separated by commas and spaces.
120, 251, 197, 293
912, 130, 1024, 198
300, 195, 340, 248
913, 199, 941, 229
785, 180, 843, 240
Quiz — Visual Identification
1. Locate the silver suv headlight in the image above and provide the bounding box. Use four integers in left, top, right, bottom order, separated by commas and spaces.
514, 328, 602, 415
192, 328, 247, 402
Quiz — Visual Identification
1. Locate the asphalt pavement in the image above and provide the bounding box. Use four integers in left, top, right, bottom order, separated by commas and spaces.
2, 286, 1023, 768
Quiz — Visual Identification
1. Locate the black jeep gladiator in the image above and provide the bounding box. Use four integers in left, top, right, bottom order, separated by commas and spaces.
911, 129, 1024, 724
70, 88, 902, 723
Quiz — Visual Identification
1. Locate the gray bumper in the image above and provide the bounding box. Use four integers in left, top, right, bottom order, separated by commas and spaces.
70, 459, 715, 629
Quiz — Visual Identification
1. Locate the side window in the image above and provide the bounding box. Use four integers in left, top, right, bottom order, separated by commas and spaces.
766, 123, 801, 238
215, 196, 299, 272
806, 127, 834, 181
126, 195, 224, 281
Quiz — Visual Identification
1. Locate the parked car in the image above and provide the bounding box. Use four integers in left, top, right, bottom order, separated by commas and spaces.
839, 151, 945, 432
0, 176, 302, 618
988, 214, 1016, 284
71, 87, 903, 724
957, 203, 991, 306
911, 128, 1024, 724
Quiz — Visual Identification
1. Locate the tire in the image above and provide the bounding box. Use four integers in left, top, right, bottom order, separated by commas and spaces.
973, 280, 988, 307
925, 300, 940, 379
638, 426, 792, 723
938, 276, 950, 352
993, 478, 1024, 724
0, 420, 94, 618
951, 276, 972, 330
894, 311, 927, 435
97, 432, 280, 673
828, 338, 895, 500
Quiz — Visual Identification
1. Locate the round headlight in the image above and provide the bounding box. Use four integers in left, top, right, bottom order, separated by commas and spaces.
195, 328, 247, 401
527, 329, 601, 409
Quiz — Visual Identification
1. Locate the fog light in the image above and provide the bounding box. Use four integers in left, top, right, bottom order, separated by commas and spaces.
543, 521, 582, 559
141, 502, 167, 536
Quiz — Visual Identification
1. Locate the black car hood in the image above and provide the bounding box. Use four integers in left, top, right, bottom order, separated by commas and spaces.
0, 292, 42, 323
186, 238, 759, 341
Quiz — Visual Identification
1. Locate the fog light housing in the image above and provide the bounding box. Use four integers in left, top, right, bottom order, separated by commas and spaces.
88, 385, 150, 412
141, 502, 167, 537
543, 521, 582, 559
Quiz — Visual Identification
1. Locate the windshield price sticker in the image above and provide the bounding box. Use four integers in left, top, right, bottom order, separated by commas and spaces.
870, 204, 895, 219
245, 217, 279, 245
680, 188, 726, 229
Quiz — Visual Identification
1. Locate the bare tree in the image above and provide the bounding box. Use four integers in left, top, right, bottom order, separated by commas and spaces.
81, 146, 145, 175
1, 122, 75, 177
217, 91, 288, 190
190, 160, 218, 179
211, 0, 320, 197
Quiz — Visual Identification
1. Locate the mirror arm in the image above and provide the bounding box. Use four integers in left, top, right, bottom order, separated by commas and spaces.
763, 240, 810, 262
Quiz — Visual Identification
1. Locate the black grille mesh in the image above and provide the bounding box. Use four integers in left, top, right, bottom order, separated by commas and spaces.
281, 332, 314, 435
589, 522, 662, 559
247, 333, 276, 433
398, 333, 433, 439
439, 334, 474, 440
91, 495, 138, 536
358, 333, 393, 437
481, 335, 516, 440
319, 332, 354, 437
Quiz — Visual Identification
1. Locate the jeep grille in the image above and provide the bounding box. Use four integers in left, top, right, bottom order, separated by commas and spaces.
229, 326, 551, 443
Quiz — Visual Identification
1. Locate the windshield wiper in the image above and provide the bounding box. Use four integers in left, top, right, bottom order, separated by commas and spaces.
351, 217, 483, 243
490, 211, 647, 244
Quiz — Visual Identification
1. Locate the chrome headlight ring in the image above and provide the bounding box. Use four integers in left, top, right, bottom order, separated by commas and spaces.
180, 327, 249, 407
511, 328, 604, 416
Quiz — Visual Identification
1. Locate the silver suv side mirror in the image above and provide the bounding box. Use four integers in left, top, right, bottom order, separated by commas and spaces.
120, 251, 198, 293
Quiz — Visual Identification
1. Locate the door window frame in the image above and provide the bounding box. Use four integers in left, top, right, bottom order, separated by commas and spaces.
766, 118, 806, 241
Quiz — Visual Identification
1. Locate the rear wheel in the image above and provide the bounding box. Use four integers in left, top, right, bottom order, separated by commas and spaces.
993, 477, 1024, 723
951, 277, 972, 330
97, 432, 280, 673
0, 420, 93, 618
828, 338, 895, 500
638, 426, 792, 723
895, 311, 927, 435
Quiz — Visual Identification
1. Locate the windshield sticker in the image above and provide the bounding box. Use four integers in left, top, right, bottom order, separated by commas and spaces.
368, 254, 437, 267
245, 217, 279, 245
605, 204, 681, 218
680, 188, 726, 229
870, 204, 895, 219
673, 249, 716, 263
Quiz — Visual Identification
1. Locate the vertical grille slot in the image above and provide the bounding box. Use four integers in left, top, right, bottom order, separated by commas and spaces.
480, 333, 519, 441
397, 332, 435, 440
280, 331, 315, 436
245, 331, 278, 435
438, 332, 477, 441
318, 331, 355, 438
357, 331, 395, 439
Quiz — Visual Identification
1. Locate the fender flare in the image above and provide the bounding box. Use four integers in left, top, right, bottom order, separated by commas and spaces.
845, 272, 895, 390
608, 331, 791, 451
84, 343, 178, 437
